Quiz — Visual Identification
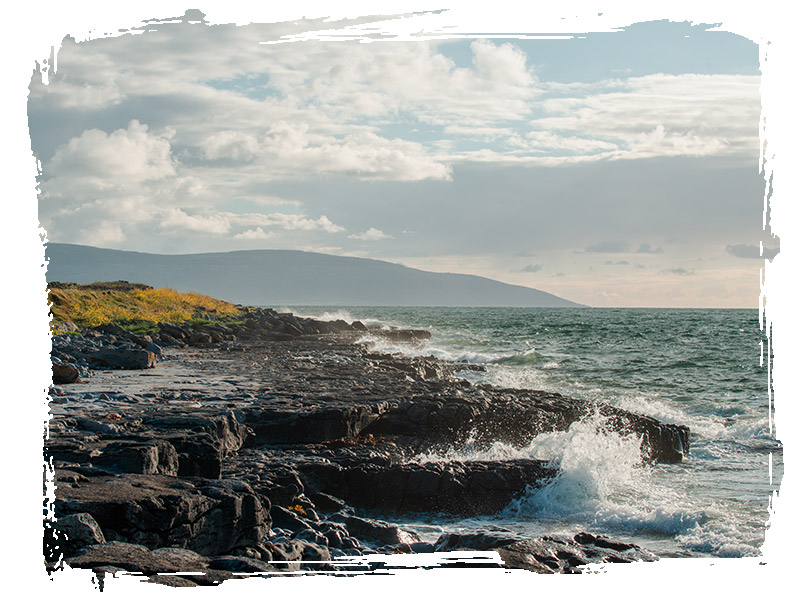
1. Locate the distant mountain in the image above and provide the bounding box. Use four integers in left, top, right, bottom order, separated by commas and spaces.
44, 243, 584, 308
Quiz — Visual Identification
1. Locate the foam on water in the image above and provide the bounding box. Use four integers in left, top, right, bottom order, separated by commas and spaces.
414, 412, 763, 557
356, 334, 501, 364
506, 419, 763, 556
282, 307, 356, 323
283, 306, 777, 558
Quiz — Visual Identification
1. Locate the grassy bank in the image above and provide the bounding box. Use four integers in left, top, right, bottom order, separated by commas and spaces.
48, 281, 245, 333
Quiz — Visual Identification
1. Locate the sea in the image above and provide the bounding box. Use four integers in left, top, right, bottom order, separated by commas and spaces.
286, 306, 782, 560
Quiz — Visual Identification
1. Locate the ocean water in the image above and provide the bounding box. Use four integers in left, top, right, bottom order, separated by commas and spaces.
286, 306, 782, 559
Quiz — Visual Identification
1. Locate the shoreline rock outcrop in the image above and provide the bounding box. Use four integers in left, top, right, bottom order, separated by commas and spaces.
45, 307, 683, 583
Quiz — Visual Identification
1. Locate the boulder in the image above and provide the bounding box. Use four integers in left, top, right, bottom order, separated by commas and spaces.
244, 404, 387, 445
67, 542, 210, 574
189, 331, 213, 345
93, 440, 179, 476
86, 347, 157, 369
342, 515, 419, 546
299, 458, 557, 515
435, 531, 657, 573
48, 513, 106, 558
54, 474, 271, 557
52, 362, 80, 384
495, 534, 657, 573
207, 555, 274, 573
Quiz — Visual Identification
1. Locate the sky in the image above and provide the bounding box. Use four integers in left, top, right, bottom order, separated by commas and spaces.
28, 8, 771, 308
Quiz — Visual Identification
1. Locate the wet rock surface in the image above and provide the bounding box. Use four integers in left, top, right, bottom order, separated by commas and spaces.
45, 308, 679, 582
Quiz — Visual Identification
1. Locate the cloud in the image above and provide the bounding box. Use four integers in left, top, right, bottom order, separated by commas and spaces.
30, 26, 760, 194
348, 227, 393, 241
584, 241, 630, 253
660, 267, 695, 276
256, 213, 344, 233
520, 263, 543, 273
533, 73, 760, 160
605, 260, 630, 265
726, 243, 779, 260
39, 120, 200, 243
202, 131, 261, 162
156, 209, 345, 239
636, 242, 663, 254
257, 122, 452, 181
88, 221, 126, 246
287, 39, 539, 126
159, 208, 232, 235
43, 120, 176, 196
233, 227, 275, 240
39, 120, 347, 245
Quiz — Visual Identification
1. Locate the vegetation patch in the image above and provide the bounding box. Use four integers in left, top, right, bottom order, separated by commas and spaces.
48, 282, 245, 331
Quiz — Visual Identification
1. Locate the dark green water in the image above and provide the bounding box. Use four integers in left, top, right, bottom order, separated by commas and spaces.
288, 306, 782, 558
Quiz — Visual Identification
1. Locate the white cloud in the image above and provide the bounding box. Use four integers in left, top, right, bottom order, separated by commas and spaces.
233, 227, 275, 240
524, 130, 618, 154
348, 227, 393, 241
32, 28, 760, 187
44, 120, 176, 195
256, 121, 451, 181
532, 73, 760, 159
36, 118, 349, 244
261, 39, 539, 125
159, 208, 232, 235
202, 131, 261, 162
85, 221, 126, 246
156, 209, 346, 237
247, 212, 344, 233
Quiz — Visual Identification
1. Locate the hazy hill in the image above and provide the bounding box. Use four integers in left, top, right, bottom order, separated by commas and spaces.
45, 243, 584, 308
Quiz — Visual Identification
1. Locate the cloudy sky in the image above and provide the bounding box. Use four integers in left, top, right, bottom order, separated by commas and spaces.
29, 8, 771, 308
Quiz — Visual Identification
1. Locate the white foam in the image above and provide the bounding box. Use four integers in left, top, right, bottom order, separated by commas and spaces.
356, 334, 501, 364
675, 519, 763, 558
281, 307, 355, 323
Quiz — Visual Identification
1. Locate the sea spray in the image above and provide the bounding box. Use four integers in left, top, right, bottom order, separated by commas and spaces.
282, 305, 779, 558
356, 333, 500, 365
501, 415, 731, 546
504, 414, 647, 520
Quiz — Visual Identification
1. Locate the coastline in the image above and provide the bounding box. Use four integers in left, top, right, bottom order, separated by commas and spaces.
45, 306, 690, 584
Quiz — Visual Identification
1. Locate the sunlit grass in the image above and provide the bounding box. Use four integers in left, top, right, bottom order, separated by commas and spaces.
48, 282, 245, 331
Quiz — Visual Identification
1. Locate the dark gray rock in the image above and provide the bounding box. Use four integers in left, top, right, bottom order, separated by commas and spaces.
436, 531, 658, 573
54, 475, 271, 557
343, 515, 420, 546
270, 505, 314, 534
189, 331, 213, 345
434, 531, 521, 552
93, 440, 179, 476
52, 362, 79, 384
410, 541, 435, 553
49, 513, 106, 558
207, 555, 274, 573
299, 458, 556, 515
67, 542, 210, 574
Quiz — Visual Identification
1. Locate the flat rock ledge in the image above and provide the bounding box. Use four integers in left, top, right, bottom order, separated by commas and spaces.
45, 308, 682, 583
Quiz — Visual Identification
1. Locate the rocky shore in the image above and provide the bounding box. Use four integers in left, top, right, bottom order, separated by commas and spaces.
45, 307, 689, 585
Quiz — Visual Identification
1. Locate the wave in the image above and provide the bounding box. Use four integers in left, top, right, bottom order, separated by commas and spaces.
279, 306, 769, 558
356, 334, 500, 365
280, 307, 357, 323
413, 413, 759, 555
490, 348, 548, 366
357, 333, 561, 371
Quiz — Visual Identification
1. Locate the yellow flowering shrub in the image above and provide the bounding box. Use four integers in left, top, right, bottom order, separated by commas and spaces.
48, 283, 244, 330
